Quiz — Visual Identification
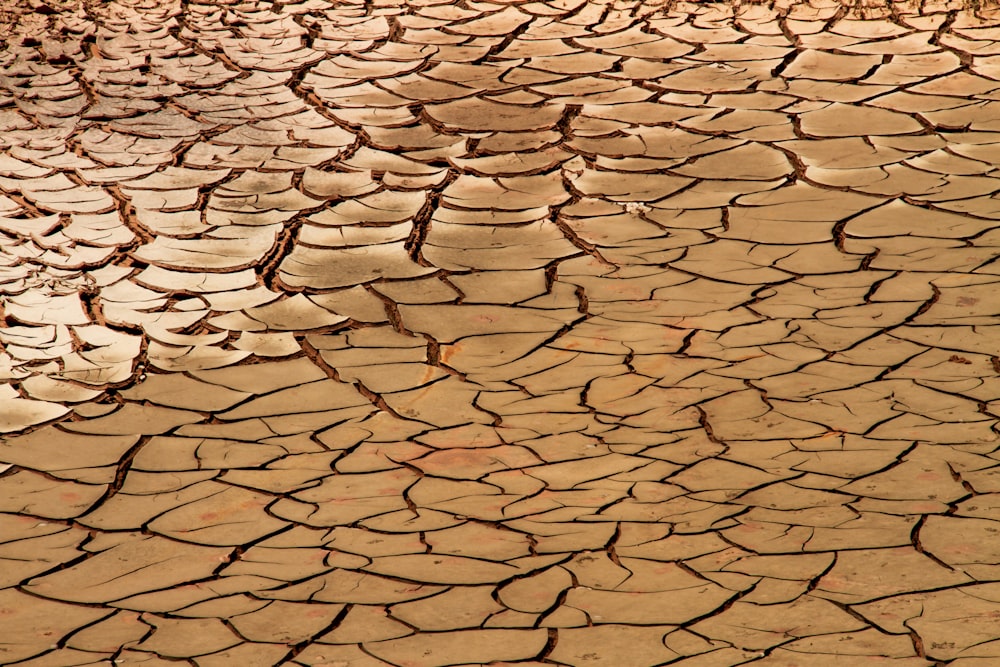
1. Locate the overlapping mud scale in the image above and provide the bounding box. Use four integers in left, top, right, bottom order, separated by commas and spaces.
5, 0, 1000, 664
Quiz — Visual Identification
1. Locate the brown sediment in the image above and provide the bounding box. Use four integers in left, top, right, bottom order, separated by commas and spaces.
2, 0, 1000, 664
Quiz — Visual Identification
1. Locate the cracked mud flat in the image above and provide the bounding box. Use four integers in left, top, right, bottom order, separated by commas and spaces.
6, 0, 1000, 664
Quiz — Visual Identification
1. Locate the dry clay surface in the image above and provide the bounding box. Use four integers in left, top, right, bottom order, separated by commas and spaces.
7, 0, 1000, 664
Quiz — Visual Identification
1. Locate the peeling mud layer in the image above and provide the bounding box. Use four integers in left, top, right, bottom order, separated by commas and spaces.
6, 0, 1000, 664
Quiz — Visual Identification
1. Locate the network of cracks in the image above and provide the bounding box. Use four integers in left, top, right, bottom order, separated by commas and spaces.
5, 0, 1000, 664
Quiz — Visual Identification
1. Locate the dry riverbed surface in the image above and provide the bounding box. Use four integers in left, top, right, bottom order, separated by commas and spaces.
4, 0, 1000, 664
